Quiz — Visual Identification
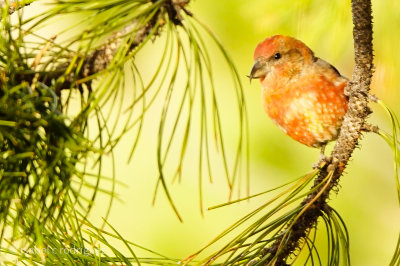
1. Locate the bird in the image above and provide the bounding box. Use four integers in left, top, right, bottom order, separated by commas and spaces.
249, 35, 348, 155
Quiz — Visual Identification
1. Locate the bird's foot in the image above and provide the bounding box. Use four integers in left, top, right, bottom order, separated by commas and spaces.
313, 153, 332, 169
312, 145, 330, 169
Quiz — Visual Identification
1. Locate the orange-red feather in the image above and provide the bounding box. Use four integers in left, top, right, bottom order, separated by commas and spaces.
254, 35, 348, 147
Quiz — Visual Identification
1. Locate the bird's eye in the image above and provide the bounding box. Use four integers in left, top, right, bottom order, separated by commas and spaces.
274, 52, 281, 60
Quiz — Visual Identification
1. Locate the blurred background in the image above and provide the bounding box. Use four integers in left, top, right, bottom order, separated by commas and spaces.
79, 0, 400, 265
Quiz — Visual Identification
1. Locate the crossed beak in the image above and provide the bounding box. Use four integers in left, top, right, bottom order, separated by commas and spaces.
248, 59, 268, 83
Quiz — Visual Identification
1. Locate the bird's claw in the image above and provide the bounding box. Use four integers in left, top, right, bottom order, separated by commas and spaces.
312, 154, 332, 169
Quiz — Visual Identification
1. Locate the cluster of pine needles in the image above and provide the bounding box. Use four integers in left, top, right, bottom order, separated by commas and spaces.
0, 0, 248, 264
0, 1, 399, 265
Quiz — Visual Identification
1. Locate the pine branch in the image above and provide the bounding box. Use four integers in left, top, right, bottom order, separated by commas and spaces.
259, 0, 374, 264
0, 0, 195, 238
15, 0, 191, 92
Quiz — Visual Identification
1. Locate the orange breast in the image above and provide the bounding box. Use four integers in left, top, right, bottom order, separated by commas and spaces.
262, 74, 348, 147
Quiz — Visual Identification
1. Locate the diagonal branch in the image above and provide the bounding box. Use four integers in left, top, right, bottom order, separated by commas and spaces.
259, 0, 374, 264
13, 0, 191, 92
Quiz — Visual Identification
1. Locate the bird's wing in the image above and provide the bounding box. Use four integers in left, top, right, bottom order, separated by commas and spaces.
313, 57, 348, 80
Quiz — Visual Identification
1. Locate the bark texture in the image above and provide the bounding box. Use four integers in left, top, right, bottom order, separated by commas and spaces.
260, 0, 374, 264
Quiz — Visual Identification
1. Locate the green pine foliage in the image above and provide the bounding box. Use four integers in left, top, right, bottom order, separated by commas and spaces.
0, 0, 398, 265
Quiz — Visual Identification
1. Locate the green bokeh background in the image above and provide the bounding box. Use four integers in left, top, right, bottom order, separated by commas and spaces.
86, 1, 399, 265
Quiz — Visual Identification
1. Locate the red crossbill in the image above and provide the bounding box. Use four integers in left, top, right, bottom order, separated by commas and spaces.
249, 35, 348, 151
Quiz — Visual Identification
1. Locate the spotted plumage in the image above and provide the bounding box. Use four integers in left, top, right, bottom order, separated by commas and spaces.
250, 35, 348, 147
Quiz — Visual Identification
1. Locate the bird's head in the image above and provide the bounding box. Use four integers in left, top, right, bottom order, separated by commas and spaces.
249, 35, 314, 82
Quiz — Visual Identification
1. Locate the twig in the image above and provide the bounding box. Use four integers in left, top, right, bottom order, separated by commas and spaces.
13, 0, 191, 91
259, 0, 374, 264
